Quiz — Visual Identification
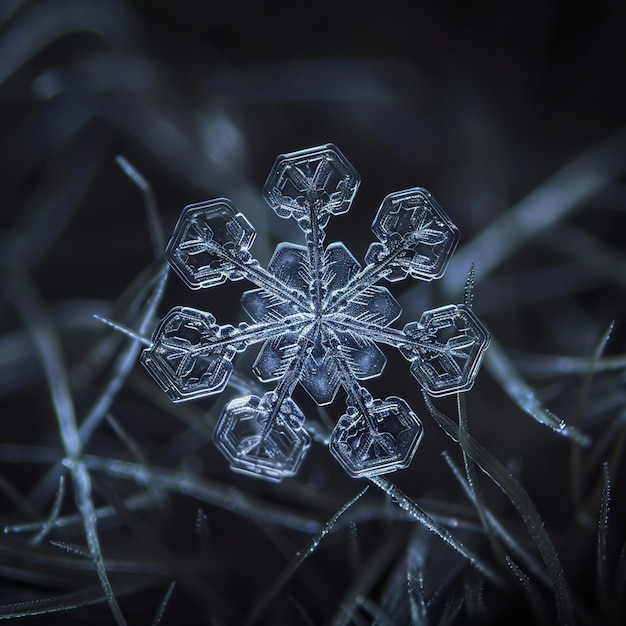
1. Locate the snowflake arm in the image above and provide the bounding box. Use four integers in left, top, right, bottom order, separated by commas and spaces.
325, 188, 459, 315
329, 303, 490, 396
140, 308, 308, 402
325, 331, 425, 478
141, 144, 490, 481
214, 336, 313, 482
165, 199, 306, 309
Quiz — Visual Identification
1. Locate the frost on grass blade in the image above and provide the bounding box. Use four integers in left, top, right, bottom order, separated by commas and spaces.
141, 144, 490, 480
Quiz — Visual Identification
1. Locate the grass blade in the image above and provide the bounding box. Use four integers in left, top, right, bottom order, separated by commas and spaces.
570, 322, 614, 505
30, 476, 65, 546
368, 475, 499, 584
5, 268, 126, 625
596, 463, 611, 612
505, 556, 551, 624
486, 337, 590, 446
151, 581, 176, 626
408, 571, 429, 626
115, 155, 165, 258
424, 392, 575, 625
246, 486, 369, 625
442, 128, 626, 296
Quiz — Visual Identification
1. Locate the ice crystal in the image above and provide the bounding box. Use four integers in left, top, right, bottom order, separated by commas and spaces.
141, 144, 490, 481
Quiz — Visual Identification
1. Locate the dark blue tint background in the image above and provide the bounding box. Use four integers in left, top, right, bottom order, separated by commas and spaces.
0, 1, 625, 623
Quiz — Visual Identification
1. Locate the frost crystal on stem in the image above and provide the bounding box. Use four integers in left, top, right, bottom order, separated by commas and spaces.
141, 144, 490, 481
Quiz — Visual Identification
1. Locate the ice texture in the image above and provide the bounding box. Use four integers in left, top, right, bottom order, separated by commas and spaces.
141, 144, 490, 481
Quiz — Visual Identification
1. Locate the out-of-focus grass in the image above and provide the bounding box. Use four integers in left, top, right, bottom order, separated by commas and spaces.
1, 1, 625, 623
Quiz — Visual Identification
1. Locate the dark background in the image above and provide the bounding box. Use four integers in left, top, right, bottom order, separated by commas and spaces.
0, 1, 625, 623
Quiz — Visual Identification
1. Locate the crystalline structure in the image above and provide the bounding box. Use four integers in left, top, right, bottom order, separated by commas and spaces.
141, 144, 490, 481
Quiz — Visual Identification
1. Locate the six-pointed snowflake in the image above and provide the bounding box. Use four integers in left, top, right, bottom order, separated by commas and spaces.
141, 144, 490, 481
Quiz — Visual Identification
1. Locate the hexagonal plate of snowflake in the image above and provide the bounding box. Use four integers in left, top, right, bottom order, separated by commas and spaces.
141, 144, 490, 481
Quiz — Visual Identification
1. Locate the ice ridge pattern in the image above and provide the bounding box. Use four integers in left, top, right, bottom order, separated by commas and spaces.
141, 144, 490, 481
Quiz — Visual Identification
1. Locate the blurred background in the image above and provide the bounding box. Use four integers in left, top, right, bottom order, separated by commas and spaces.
0, 0, 625, 623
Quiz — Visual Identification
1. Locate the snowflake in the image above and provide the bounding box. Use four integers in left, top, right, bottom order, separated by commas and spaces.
141, 144, 490, 481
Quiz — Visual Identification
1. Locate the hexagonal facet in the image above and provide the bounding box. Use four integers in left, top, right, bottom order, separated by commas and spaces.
301, 344, 341, 405
267, 243, 309, 290
323, 242, 361, 293
252, 333, 301, 383
340, 285, 402, 329
263, 144, 360, 226
214, 394, 311, 481
366, 188, 459, 281
241, 243, 308, 323
140, 307, 234, 402
166, 199, 256, 289
254, 333, 344, 406
401, 304, 490, 396
331, 331, 387, 380
329, 397, 424, 477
